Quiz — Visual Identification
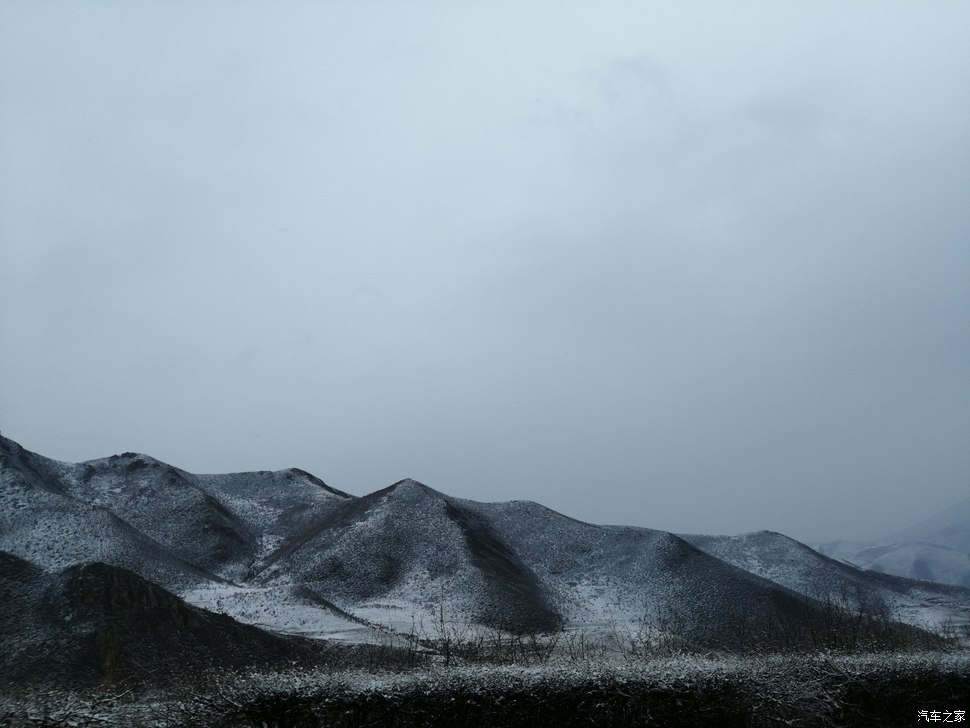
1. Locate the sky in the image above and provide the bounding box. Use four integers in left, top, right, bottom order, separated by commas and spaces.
1, 2, 968, 544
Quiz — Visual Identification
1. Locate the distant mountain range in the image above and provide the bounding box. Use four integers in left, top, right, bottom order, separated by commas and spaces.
815, 497, 970, 589
1, 434, 967, 686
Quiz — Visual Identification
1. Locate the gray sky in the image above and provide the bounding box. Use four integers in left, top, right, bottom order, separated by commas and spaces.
2, 2, 968, 544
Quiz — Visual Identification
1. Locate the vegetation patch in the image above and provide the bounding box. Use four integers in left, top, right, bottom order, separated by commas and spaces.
2, 652, 968, 728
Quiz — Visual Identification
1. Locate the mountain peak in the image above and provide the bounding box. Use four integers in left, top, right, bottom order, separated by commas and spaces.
390, 477, 430, 489
384, 478, 441, 499
284, 468, 352, 499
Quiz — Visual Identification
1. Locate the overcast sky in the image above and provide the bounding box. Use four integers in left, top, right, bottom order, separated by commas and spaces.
2, 2, 968, 544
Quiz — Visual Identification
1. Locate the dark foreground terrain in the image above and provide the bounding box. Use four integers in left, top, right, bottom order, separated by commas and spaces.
2, 652, 968, 728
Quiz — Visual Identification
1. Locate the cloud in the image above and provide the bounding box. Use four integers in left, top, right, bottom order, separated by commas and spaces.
1, 1, 968, 543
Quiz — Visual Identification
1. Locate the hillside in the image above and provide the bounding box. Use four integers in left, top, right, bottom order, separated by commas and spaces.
815, 496, 970, 589
0, 434, 960, 685
0, 551, 334, 687
681, 530, 970, 630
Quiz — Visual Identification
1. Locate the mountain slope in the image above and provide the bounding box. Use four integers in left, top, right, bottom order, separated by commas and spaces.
460, 499, 878, 649
64, 452, 259, 580
681, 531, 970, 630
254, 479, 563, 634
1, 435, 352, 585
814, 496, 970, 589
0, 551, 332, 687
817, 539, 970, 590
886, 496, 970, 555
1, 439, 220, 591
0, 435, 957, 658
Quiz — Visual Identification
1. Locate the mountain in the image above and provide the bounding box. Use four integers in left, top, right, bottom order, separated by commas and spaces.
681, 530, 970, 630
815, 496, 970, 589
0, 436, 353, 585
1, 434, 960, 685
888, 496, 970, 554
248, 479, 859, 649
816, 540, 970, 589
0, 439, 219, 591
0, 550, 333, 687
251, 480, 562, 634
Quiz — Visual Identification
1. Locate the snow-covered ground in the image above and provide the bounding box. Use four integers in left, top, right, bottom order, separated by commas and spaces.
180, 581, 384, 643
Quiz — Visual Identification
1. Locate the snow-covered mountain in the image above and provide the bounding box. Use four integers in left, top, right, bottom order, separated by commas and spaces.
815, 497, 970, 589
681, 530, 970, 630
888, 496, 970, 554
2, 434, 965, 685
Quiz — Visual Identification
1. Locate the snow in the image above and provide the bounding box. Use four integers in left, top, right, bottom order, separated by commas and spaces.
179, 581, 385, 643
3, 433, 970, 656
6, 651, 969, 728
682, 530, 970, 632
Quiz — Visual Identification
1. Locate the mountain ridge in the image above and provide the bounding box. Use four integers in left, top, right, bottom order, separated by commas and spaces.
813, 495, 970, 589
2, 433, 965, 686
